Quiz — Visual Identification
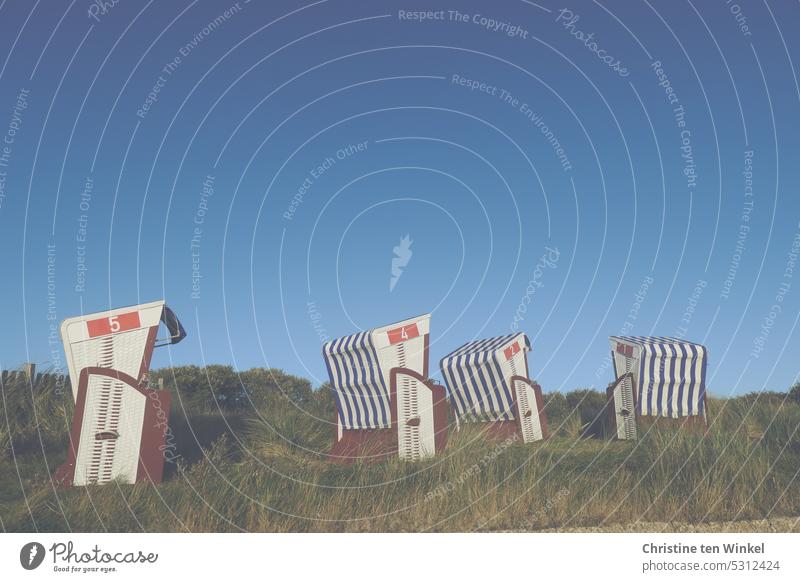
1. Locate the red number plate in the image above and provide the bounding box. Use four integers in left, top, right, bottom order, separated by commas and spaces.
504, 342, 521, 360
387, 323, 420, 345
87, 312, 141, 337
616, 342, 633, 357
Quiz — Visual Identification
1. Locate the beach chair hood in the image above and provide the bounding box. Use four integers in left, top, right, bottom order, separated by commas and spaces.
323, 314, 447, 461
609, 336, 708, 418
60, 300, 185, 401
440, 333, 530, 422
323, 314, 430, 431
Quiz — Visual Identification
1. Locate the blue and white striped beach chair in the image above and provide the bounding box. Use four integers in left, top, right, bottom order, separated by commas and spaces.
322, 314, 449, 462
607, 336, 709, 440
440, 333, 548, 443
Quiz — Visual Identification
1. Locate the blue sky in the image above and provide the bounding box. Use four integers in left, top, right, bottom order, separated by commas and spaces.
1, 0, 799, 395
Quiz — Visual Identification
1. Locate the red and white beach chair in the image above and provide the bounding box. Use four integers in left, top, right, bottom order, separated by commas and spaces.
322, 314, 449, 462
606, 336, 709, 440
440, 333, 548, 443
54, 300, 185, 486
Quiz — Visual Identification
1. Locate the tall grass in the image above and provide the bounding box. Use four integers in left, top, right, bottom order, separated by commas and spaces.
0, 370, 72, 455
2, 367, 799, 532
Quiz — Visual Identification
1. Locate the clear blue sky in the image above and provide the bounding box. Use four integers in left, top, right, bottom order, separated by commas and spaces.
1, 0, 799, 395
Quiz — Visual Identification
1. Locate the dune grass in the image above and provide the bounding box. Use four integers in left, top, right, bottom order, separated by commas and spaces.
1, 367, 799, 532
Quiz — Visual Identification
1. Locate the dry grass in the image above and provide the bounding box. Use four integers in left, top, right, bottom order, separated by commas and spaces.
2, 369, 800, 532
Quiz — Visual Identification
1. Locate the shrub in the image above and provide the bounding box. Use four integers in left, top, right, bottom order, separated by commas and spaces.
565, 389, 609, 438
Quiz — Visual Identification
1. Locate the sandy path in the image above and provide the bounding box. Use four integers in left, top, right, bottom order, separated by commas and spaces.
520, 516, 800, 533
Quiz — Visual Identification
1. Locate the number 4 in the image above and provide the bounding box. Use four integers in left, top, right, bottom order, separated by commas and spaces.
109, 316, 120, 332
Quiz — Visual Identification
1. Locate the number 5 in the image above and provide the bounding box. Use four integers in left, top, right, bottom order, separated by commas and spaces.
109, 316, 120, 332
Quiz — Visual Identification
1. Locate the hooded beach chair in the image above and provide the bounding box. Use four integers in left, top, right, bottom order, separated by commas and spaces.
322, 314, 449, 462
54, 300, 186, 486
606, 336, 709, 440
440, 333, 548, 443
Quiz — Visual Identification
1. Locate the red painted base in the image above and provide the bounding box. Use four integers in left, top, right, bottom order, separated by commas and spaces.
482, 420, 521, 442
329, 429, 397, 464
637, 414, 708, 432
328, 376, 451, 464
606, 376, 709, 439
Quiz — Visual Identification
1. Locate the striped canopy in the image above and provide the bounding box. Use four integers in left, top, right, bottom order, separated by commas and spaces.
440, 333, 530, 422
610, 336, 708, 417
323, 331, 391, 430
